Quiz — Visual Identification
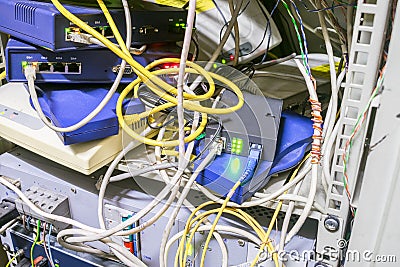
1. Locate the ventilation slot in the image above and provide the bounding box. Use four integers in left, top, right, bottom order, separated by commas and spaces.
15, 3, 36, 25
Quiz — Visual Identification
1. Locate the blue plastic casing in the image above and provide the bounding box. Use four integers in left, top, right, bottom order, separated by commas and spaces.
27, 83, 145, 145
0, 0, 125, 51
195, 111, 313, 204
268, 111, 314, 175
195, 146, 273, 204
6, 38, 182, 83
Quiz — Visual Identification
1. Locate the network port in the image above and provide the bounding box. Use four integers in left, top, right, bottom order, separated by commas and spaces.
112, 65, 133, 75
65, 27, 81, 41
23, 61, 82, 75
103, 26, 114, 38
93, 26, 103, 35
65, 25, 114, 41
67, 63, 81, 74
53, 63, 66, 73
38, 63, 51, 72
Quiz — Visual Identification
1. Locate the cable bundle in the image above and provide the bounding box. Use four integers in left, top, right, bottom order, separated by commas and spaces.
2, 1, 384, 267
309, 98, 323, 164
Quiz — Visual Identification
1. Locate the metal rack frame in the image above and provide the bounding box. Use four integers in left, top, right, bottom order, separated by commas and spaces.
317, 0, 394, 266
345, 1, 400, 265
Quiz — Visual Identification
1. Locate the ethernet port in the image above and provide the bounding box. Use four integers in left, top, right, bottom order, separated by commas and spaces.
103, 26, 114, 38
67, 63, 81, 73
65, 27, 80, 41
38, 63, 51, 72
53, 63, 66, 73
93, 26, 103, 35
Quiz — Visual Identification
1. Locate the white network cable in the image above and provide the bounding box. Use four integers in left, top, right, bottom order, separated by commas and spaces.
21, 1, 148, 265
159, 1, 198, 265
317, 1, 338, 144
69, 33, 147, 55
283, 59, 319, 244
25, 1, 133, 134
188, 0, 244, 93
278, 180, 304, 267
153, 112, 228, 267
321, 70, 346, 193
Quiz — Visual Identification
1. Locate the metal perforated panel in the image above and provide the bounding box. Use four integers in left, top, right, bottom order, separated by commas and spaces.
327, 0, 391, 218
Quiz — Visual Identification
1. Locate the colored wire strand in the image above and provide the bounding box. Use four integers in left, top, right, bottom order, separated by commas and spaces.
299, 0, 356, 12
342, 68, 386, 204
259, 0, 281, 63
281, 0, 310, 76
30, 220, 41, 267
5, 255, 17, 267
290, 0, 311, 75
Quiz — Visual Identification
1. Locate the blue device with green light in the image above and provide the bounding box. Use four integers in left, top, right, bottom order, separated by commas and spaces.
196, 91, 283, 203
197, 89, 313, 203
195, 143, 273, 204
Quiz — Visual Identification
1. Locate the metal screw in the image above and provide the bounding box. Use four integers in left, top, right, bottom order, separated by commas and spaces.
238, 239, 245, 247
324, 216, 340, 232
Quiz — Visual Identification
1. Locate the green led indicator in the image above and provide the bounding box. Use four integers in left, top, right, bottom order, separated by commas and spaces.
232, 138, 237, 144
180, 23, 185, 27
175, 23, 180, 27
213, 63, 218, 69
195, 132, 206, 140
221, 59, 227, 64
230, 157, 241, 174
21, 61, 28, 68
237, 139, 243, 145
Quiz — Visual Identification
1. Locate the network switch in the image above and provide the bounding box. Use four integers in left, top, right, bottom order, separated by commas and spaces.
0, 0, 125, 51
6, 38, 182, 83
0, 0, 189, 51
130, 2, 188, 45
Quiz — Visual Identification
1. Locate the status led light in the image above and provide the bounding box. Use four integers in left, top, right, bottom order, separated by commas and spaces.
230, 157, 241, 174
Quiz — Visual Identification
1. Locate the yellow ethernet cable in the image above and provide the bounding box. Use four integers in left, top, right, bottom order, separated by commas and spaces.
50, 0, 244, 147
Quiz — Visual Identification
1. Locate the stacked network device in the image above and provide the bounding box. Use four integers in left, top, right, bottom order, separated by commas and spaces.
0, 0, 188, 145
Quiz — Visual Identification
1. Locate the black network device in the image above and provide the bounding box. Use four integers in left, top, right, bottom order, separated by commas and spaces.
130, 2, 188, 45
